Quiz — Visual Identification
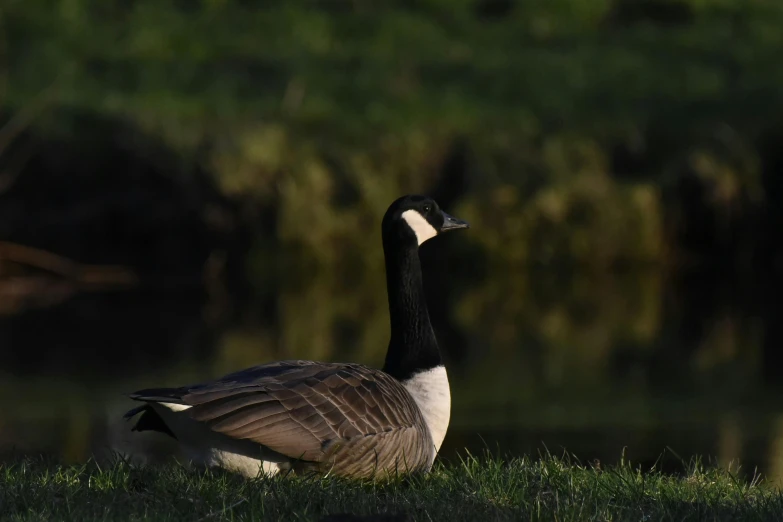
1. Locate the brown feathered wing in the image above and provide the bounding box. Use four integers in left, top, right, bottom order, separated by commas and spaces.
138, 360, 434, 476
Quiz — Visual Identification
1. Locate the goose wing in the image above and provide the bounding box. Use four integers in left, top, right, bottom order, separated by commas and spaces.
130, 360, 430, 465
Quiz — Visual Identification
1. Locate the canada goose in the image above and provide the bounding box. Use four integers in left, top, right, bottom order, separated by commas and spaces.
124, 195, 469, 479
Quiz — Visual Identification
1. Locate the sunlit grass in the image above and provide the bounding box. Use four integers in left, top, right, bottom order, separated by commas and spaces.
1, 452, 780, 521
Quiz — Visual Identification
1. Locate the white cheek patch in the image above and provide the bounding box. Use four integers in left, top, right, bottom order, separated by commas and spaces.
401, 210, 438, 245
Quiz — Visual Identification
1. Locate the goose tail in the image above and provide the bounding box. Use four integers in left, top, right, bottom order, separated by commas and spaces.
124, 398, 179, 440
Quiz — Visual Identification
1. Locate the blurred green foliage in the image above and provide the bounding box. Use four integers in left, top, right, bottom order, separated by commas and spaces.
5, 0, 783, 273
1, 1, 781, 408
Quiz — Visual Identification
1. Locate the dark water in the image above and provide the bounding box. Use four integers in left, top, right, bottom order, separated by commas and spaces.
2, 267, 783, 485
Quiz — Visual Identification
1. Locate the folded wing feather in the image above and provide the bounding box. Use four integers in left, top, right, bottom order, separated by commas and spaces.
133, 361, 433, 471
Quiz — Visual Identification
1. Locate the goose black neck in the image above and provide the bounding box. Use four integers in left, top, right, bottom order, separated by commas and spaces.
381, 242, 441, 382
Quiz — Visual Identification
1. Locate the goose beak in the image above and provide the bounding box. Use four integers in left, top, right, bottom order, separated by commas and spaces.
440, 212, 470, 232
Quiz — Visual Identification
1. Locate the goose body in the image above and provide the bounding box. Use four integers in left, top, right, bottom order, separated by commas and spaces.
125, 195, 469, 479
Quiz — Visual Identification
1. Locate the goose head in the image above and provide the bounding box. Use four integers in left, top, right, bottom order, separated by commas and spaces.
382, 195, 470, 248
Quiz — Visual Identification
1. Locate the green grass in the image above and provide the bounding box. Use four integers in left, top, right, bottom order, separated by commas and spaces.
1, 453, 781, 521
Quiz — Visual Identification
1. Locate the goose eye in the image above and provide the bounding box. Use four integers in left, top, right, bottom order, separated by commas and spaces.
422, 204, 431, 213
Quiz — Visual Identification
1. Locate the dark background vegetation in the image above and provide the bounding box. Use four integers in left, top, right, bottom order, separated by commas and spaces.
2, 0, 783, 485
